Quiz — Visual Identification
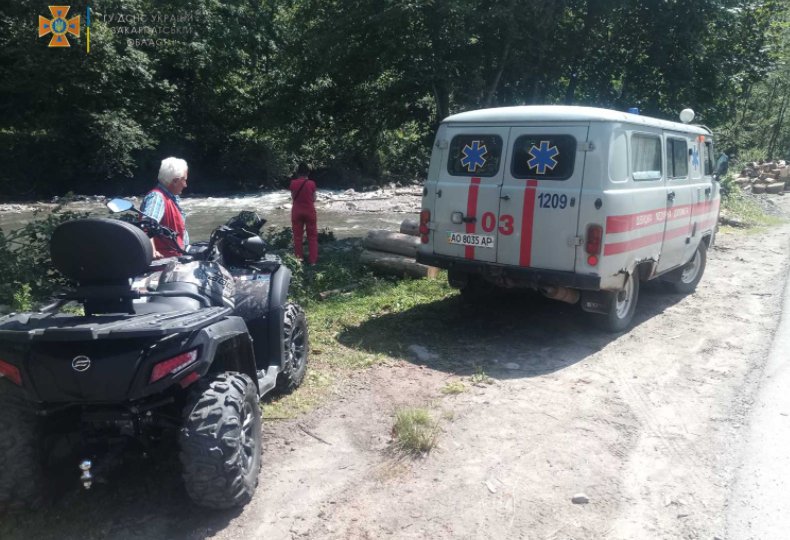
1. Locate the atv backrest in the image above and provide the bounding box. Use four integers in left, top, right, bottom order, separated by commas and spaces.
51, 218, 153, 285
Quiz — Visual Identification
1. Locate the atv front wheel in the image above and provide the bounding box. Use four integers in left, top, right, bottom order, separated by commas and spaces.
0, 406, 46, 512
278, 303, 309, 392
179, 372, 262, 509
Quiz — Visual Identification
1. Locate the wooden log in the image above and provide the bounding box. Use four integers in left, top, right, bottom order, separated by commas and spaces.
318, 282, 365, 301
399, 218, 420, 237
365, 230, 420, 258
766, 182, 785, 194
753, 183, 766, 194
360, 249, 439, 279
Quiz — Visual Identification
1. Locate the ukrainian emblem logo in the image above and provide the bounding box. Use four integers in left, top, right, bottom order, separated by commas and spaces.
461, 141, 487, 172
39, 6, 80, 47
527, 141, 560, 175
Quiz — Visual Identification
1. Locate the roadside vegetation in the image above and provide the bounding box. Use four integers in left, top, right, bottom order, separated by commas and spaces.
3, 1, 788, 199
261, 244, 455, 418
391, 407, 440, 455
720, 171, 785, 231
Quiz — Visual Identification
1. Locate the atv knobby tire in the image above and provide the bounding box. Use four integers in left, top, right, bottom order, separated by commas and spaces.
179, 372, 262, 509
278, 303, 309, 392
0, 406, 46, 513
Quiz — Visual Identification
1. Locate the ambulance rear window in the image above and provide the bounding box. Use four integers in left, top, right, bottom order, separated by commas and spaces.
511, 135, 576, 180
447, 135, 503, 177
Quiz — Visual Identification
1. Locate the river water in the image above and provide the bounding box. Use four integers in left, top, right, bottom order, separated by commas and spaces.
0, 189, 421, 242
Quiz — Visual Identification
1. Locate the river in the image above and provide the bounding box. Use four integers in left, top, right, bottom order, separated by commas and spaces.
0, 189, 421, 242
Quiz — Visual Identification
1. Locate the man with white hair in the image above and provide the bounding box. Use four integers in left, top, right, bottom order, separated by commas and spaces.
140, 157, 189, 258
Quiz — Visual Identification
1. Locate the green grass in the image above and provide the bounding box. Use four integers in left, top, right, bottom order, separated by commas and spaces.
722, 182, 785, 228
260, 247, 456, 418
441, 380, 467, 395
470, 365, 494, 385
261, 370, 334, 419
391, 407, 439, 455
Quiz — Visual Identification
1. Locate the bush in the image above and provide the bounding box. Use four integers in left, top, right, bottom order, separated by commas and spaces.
392, 407, 439, 455
0, 208, 92, 305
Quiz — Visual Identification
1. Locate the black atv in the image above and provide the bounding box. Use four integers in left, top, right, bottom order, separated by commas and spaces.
0, 199, 308, 510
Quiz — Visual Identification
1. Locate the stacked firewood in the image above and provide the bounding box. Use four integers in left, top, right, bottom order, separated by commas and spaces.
360, 219, 439, 279
732, 160, 790, 194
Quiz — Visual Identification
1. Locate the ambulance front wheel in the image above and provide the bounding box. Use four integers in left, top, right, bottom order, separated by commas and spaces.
593, 272, 640, 333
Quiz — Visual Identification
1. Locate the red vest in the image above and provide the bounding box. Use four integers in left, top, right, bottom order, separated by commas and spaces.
146, 187, 186, 258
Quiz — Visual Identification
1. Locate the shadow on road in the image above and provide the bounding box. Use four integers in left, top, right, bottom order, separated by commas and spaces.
0, 444, 243, 540
338, 280, 686, 378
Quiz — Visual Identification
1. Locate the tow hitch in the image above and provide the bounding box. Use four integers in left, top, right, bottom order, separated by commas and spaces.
79, 459, 93, 489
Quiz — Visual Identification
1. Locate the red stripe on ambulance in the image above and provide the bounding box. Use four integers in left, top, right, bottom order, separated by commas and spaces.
465, 177, 481, 259
519, 180, 538, 266
606, 200, 720, 234
603, 211, 719, 256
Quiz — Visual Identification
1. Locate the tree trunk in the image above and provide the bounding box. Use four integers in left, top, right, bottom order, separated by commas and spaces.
360, 249, 439, 279
483, 40, 512, 109
432, 81, 450, 124
768, 93, 789, 159
483, 0, 516, 108
563, 0, 599, 105
400, 218, 420, 236
364, 230, 421, 258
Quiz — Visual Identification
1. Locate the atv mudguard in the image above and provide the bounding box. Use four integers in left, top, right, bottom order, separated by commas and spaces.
175, 316, 258, 394
267, 266, 292, 370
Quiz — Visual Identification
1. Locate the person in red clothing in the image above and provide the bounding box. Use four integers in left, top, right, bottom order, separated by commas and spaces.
140, 157, 189, 258
290, 163, 318, 264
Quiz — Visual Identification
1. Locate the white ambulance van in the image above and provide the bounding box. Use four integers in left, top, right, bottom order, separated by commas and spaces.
416, 106, 721, 331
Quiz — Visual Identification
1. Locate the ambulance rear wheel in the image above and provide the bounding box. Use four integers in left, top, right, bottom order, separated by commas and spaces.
670, 242, 707, 294
593, 272, 640, 332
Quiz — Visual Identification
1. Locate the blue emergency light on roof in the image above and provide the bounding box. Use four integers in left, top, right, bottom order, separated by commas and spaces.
628, 108, 639, 115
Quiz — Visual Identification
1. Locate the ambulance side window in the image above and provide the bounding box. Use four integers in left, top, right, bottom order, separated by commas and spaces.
511, 135, 576, 180
667, 138, 688, 178
704, 142, 715, 176
447, 135, 503, 177
631, 134, 662, 181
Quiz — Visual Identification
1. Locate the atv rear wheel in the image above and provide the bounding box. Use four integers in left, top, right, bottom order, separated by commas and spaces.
179, 372, 262, 509
278, 303, 309, 392
0, 406, 46, 512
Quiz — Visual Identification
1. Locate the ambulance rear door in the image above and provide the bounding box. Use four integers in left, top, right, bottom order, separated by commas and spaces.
431, 127, 511, 262
496, 126, 589, 271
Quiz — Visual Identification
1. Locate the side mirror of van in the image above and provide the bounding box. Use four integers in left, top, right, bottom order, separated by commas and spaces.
712, 173, 720, 183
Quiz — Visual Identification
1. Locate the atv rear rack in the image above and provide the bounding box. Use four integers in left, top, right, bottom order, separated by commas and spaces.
0, 307, 232, 343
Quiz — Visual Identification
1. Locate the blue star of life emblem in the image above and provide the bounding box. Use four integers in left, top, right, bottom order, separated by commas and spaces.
692, 147, 699, 170
461, 141, 487, 172
527, 141, 560, 175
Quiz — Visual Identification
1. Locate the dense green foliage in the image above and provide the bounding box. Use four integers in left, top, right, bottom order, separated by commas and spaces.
0, 209, 93, 306
1, 0, 788, 200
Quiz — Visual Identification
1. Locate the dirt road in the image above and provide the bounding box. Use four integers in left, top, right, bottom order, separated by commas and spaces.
3, 204, 790, 540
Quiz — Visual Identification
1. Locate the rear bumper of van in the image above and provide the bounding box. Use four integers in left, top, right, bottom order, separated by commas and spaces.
417, 253, 601, 290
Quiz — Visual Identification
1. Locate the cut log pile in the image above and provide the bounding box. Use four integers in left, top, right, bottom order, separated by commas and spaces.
360, 219, 439, 279
733, 160, 790, 195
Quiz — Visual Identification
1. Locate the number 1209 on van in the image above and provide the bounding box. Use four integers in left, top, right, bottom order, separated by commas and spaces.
416, 106, 721, 332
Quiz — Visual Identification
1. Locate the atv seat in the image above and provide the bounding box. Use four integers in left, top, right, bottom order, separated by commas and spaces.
51, 219, 153, 315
